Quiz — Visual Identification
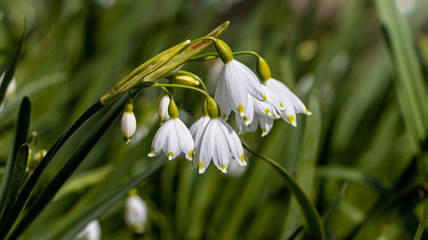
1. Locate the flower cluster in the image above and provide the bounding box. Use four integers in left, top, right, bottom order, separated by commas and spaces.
119, 34, 310, 174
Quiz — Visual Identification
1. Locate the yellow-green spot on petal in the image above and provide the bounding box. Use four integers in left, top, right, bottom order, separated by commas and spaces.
128, 188, 138, 197
279, 101, 284, 108
189, 149, 194, 159
287, 115, 295, 123
149, 146, 154, 155
168, 152, 173, 159
199, 161, 203, 171
265, 108, 270, 115
238, 104, 244, 115
243, 116, 249, 123
263, 95, 268, 102
240, 154, 245, 163
223, 113, 227, 119
222, 164, 226, 171
305, 108, 311, 115
262, 128, 266, 134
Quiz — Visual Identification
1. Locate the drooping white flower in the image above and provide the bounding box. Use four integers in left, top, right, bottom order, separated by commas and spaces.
121, 108, 137, 144
214, 59, 265, 124
264, 78, 311, 127
158, 94, 170, 124
148, 99, 194, 160
75, 220, 101, 240
196, 97, 246, 174
213, 40, 267, 125
236, 113, 274, 137
124, 189, 148, 234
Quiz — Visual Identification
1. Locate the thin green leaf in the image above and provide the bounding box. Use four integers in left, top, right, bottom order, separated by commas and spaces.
0, 144, 29, 227
282, 89, 322, 239
0, 96, 31, 215
375, 0, 428, 149
243, 143, 326, 240
49, 158, 167, 240
413, 197, 428, 240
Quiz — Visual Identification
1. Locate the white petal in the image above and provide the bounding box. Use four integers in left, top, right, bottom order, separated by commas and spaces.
229, 60, 265, 101
218, 118, 246, 166
174, 119, 195, 160
189, 116, 210, 148
258, 115, 275, 137
76, 220, 101, 240
265, 79, 297, 127
149, 120, 172, 157
196, 120, 216, 173
121, 112, 137, 144
215, 67, 232, 119
158, 95, 170, 123
280, 80, 311, 115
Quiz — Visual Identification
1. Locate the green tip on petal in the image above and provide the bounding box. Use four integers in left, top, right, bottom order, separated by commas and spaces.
257, 57, 272, 82
214, 39, 233, 64
206, 96, 219, 119
168, 99, 179, 119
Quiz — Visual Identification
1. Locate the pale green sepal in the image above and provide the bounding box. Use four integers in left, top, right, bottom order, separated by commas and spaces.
214, 39, 233, 64
257, 57, 272, 82
168, 99, 179, 119
206, 97, 219, 119
100, 40, 191, 105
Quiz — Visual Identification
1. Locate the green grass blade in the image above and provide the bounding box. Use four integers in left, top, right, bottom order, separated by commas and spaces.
0, 144, 28, 227
375, 0, 428, 147
0, 96, 31, 213
282, 89, 322, 239
48, 158, 167, 240
243, 144, 325, 240
413, 197, 428, 240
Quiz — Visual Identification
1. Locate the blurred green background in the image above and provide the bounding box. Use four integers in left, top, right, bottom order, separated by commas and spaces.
1, 0, 428, 239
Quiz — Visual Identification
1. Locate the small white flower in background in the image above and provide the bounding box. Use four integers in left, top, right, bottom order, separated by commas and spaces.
158, 94, 170, 124
120, 96, 137, 144
0, 72, 18, 112
148, 98, 194, 160
195, 97, 246, 174
214, 40, 267, 125
75, 219, 101, 240
124, 188, 148, 234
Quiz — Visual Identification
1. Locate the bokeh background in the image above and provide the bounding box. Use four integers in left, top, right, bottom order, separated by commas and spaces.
1, 0, 428, 239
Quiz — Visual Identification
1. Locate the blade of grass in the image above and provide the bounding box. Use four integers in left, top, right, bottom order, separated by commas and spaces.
0, 96, 31, 217
243, 143, 325, 240
413, 197, 428, 240
282, 89, 322, 239
375, 0, 428, 148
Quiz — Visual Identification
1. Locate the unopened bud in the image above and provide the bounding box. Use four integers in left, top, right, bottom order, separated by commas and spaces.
121, 97, 136, 144
125, 189, 148, 234
167, 74, 200, 86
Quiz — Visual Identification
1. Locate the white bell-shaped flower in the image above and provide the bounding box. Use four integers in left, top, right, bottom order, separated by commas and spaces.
196, 97, 247, 174
158, 94, 170, 124
264, 78, 311, 127
75, 219, 101, 240
121, 98, 137, 144
124, 189, 148, 234
148, 98, 194, 160
213, 40, 267, 125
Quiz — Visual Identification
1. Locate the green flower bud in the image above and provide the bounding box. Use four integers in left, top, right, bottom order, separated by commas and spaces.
257, 57, 271, 82
214, 39, 233, 64
168, 99, 179, 119
167, 74, 200, 86
206, 96, 219, 119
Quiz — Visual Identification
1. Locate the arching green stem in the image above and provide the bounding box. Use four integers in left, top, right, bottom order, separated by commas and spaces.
138, 82, 211, 99
233, 51, 262, 59
242, 143, 326, 240
186, 36, 218, 48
